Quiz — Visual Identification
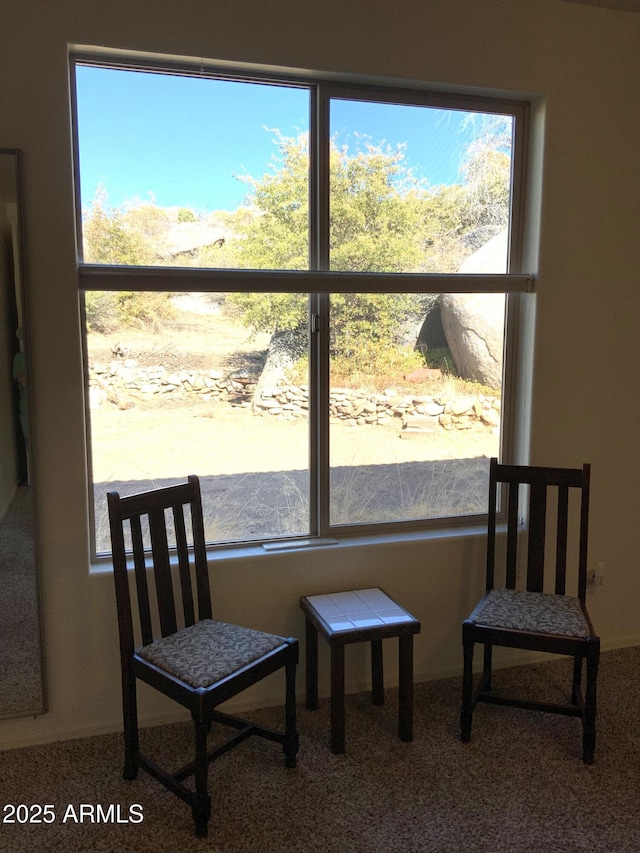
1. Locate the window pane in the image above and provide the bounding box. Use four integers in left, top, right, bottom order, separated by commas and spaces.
73, 56, 527, 548
86, 291, 310, 551
75, 66, 310, 270
329, 292, 503, 526
329, 99, 512, 274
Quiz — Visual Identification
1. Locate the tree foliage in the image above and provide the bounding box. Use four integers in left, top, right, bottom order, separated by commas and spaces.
225, 135, 429, 360
225, 123, 510, 367
177, 207, 197, 222
83, 188, 175, 331
83, 187, 154, 265
81, 118, 511, 370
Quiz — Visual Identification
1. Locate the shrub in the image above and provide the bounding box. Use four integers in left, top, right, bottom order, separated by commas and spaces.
177, 208, 197, 223
84, 291, 176, 333
330, 344, 425, 391
116, 292, 176, 329
84, 291, 121, 333
421, 346, 456, 374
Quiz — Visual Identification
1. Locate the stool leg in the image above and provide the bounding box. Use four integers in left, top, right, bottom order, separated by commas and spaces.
331, 644, 346, 754
398, 634, 414, 742
305, 619, 319, 711
371, 638, 384, 706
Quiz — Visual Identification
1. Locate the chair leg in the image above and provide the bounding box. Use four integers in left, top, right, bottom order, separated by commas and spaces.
192, 718, 212, 838
284, 644, 299, 769
582, 648, 599, 765
572, 655, 583, 705
483, 643, 493, 692
121, 665, 139, 780
461, 637, 474, 742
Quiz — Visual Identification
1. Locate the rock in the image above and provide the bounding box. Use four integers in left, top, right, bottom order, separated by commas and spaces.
440, 292, 505, 388
255, 397, 281, 409
88, 357, 502, 433
481, 409, 500, 427
445, 396, 475, 416
89, 386, 107, 409
403, 414, 439, 429
440, 229, 508, 389
419, 402, 445, 417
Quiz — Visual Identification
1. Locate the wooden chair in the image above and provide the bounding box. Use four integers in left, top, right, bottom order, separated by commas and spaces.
461, 458, 600, 764
107, 475, 299, 837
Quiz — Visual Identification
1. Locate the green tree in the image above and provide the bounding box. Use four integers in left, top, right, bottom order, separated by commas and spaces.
83, 186, 151, 265
457, 115, 512, 245
82, 189, 175, 331
226, 134, 428, 365
329, 142, 428, 273
122, 200, 171, 255
225, 133, 310, 271
177, 207, 197, 222
82, 121, 511, 359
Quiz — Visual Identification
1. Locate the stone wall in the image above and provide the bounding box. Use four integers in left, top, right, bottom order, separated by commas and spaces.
89, 359, 500, 434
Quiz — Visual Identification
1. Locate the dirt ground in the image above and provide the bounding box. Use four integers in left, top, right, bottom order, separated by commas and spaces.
87, 297, 497, 547
88, 294, 497, 478
89, 398, 496, 481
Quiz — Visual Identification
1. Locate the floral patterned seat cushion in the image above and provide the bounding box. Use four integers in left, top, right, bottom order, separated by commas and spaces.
138, 619, 285, 688
474, 588, 591, 638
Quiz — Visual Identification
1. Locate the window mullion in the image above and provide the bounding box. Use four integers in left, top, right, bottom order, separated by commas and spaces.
311, 86, 331, 536
78, 265, 534, 295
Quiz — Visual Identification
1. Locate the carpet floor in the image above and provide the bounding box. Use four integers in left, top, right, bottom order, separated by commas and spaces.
1, 646, 639, 852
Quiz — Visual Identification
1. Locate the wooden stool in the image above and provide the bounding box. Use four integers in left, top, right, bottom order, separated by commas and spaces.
300, 588, 421, 754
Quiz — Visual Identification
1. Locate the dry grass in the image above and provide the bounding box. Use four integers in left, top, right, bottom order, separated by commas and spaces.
87, 304, 498, 549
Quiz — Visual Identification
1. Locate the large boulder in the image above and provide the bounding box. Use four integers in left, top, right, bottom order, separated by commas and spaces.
440, 230, 507, 389
440, 292, 505, 389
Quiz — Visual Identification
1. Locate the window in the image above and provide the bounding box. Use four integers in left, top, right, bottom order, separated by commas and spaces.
72, 54, 531, 556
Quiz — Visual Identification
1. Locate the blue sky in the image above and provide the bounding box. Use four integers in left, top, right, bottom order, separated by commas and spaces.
74, 65, 499, 214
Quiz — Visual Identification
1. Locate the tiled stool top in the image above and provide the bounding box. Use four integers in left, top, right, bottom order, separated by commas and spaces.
304, 588, 417, 633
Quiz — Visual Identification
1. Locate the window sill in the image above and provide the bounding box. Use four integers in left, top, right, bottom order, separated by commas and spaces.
89, 521, 488, 574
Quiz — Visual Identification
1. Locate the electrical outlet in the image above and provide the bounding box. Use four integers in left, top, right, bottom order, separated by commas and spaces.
587, 561, 605, 590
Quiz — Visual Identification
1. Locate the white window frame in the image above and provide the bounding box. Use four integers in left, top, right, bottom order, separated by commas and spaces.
71, 51, 534, 553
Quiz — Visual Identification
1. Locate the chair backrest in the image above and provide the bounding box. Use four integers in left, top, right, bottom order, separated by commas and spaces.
486, 458, 590, 602
107, 475, 212, 656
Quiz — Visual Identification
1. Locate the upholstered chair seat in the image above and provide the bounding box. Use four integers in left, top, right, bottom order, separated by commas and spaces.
471, 589, 590, 638
139, 619, 287, 689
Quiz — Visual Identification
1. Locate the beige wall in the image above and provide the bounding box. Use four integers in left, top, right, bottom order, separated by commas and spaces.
1, 0, 639, 749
